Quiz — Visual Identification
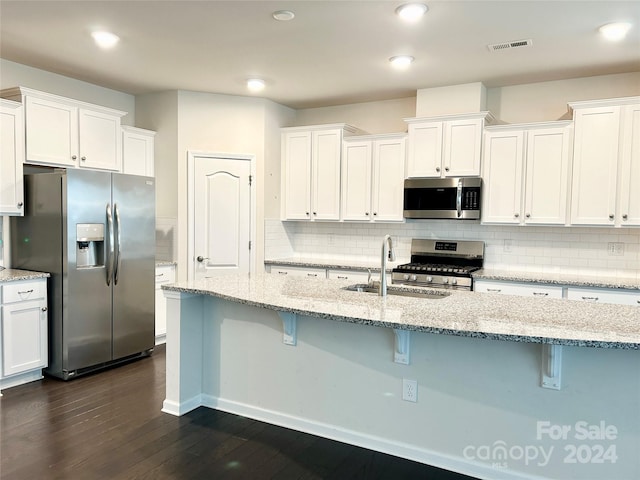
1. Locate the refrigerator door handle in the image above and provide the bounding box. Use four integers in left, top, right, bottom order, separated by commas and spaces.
106, 203, 114, 286
114, 203, 121, 285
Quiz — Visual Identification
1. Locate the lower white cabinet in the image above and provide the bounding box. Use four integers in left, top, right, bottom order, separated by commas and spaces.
266, 265, 326, 278
1, 278, 48, 390
567, 287, 640, 306
327, 269, 370, 282
155, 264, 176, 344
474, 279, 563, 298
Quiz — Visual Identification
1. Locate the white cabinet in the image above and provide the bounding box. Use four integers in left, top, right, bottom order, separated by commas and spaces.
266, 265, 326, 278
1, 278, 48, 390
0, 99, 25, 216
327, 269, 370, 282
567, 287, 640, 306
281, 124, 361, 221
155, 264, 176, 344
1, 87, 126, 171
569, 97, 640, 226
405, 112, 493, 178
341, 134, 406, 222
482, 122, 572, 225
474, 279, 564, 298
122, 126, 155, 176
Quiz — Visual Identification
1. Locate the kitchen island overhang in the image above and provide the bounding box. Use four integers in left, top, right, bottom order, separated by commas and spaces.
161, 274, 640, 480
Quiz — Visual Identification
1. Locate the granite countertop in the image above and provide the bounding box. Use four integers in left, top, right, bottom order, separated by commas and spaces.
0, 268, 50, 283
264, 257, 407, 272
164, 273, 640, 349
473, 268, 640, 290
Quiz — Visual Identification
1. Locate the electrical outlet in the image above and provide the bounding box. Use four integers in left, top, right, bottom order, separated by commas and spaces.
607, 242, 624, 256
402, 378, 418, 403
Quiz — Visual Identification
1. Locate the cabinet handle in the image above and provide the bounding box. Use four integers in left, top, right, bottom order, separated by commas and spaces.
277, 271, 288, 275
313, 212, 317, 215
581, 296, 599, 302
305, 212, 310, 216
444, 166, 450, 172
525, 213, 531, 218
72, 155, 77, 160
365, 212, 369, 216
337, 275, 348, 279
41, 307, 48, 312
622, 214, 628, 221
533, 292, 548, 297
18, 289, 34, 295
155, 273, 164, 277
373, 212, 377, 216
81, 156, 87, 162
435, 167, 441, 173
514, 213, 519, 218
17, 202, 23, 208
609, 214, 614, 220
487, 288, 502, 293
307, 273, 318, 277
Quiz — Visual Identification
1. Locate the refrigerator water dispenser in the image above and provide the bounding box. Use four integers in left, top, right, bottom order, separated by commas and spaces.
76, 223, 104, 268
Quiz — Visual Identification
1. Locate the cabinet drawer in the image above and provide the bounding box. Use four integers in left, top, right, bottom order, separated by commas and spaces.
474, 280, 563, 298
2, 280, 47, 304
155, 266, 176, 285
567, 287, 640, 306
327, 269, 370, 282
268, 266, 326, 278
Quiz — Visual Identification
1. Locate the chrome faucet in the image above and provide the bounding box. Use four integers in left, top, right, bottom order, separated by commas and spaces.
379, 234, 396, 296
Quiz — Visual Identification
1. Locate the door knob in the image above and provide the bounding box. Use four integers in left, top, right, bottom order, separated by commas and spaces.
196, 256, 209, 263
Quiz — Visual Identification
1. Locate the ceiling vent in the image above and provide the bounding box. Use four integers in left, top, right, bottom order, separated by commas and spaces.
487, 39, 533, 52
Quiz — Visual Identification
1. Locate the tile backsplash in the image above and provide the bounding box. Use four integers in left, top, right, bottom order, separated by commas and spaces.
265, 219, 640, 279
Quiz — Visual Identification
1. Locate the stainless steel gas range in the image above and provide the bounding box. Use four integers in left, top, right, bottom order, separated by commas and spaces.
391, 239, 484, 291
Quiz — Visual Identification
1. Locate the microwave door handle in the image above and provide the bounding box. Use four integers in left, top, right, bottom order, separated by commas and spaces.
456, 180, 463, 218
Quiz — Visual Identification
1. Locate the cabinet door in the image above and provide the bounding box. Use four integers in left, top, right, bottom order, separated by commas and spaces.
443, 118, 483, 177
570, 106, 621, 225
282, 131, 312, 220
123, 127, 155, 176
0, 101, 24, 215
342, 140, 372, 221
406, 121, 442, 178
1, 299, 47, 377
524, 126, 572, 225
481, 130, 524, 224
312, 129, 342, 220
618, 104, 640, 226
78, 108, 122, 171
154, 265, 176, 340
25, 95, 78, 167
372, 138, 405, 222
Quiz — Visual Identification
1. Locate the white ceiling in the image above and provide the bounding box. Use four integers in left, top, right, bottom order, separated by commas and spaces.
1, 1, 639, 109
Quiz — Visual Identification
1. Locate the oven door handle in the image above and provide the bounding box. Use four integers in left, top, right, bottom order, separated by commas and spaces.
456, 180, 463, 218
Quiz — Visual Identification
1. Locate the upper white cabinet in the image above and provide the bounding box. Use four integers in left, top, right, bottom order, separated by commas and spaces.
341, 134, 406, 222
122, 126, 155, 177
0, 99, 24, 216
1, 87, 126, 171
405, 112, 494, 178
281, 124, 360, 221
569, 97, 640, 227
482, 122, 572, 225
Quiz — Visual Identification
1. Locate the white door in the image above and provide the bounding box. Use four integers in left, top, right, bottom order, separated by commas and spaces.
341, 140, 372, 221
192, 156, 252, 280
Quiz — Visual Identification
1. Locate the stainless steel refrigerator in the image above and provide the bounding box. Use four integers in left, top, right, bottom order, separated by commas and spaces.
11, 169, 155, 380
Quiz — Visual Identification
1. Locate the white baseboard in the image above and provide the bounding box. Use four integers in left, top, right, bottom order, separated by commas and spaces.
0, 369, 43, 392
199, 394, 546, 480
161, 395, 202, 416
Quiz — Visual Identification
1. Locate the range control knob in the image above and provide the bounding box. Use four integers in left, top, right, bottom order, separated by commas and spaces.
410, 275, 417, 281
451, 278, 458, 285
403, 274, 410, 280
426, 276, 433, 283
443, 278, 449, 284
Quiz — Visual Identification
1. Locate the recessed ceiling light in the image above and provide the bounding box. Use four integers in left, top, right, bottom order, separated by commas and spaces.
91, 31, 119, 49
389, 55, 414, 69
247, 78, 266, 92
273, 10, 295, 21
396, 3, 428, 22
599, 22, 632, 41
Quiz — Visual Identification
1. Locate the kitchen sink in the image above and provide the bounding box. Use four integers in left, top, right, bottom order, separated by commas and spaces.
344, 284, 450, 300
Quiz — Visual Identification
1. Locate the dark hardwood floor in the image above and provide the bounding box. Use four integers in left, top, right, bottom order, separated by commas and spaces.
0, 345, 478, 479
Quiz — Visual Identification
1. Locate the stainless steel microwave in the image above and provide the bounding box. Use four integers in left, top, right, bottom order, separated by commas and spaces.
403, 177, 481, 220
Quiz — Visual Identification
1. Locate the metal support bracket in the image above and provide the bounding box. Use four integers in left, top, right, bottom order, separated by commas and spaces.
393, 329, 410, 364
278, 311, 297, 346
541, 344, 562, 390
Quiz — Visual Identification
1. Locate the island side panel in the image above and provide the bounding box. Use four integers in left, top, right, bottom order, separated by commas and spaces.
194, 297, 640, 480
162, 290, 205, 415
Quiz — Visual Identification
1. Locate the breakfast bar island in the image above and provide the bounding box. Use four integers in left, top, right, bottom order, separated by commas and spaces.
162, 273, 640, 480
